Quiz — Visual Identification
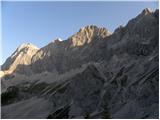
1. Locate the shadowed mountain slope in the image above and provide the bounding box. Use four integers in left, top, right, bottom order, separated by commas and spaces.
1, 8, 159, 119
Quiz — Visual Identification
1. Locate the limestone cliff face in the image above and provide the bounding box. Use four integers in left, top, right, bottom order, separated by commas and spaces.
69, 25, 111, 47
1, 43, 39, 74
30, 26, 111, 73
2, 8, 158, 75
1, 8, 159, 119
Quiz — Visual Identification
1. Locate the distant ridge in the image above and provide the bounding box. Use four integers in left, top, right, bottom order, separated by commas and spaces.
1, 8, 158, 75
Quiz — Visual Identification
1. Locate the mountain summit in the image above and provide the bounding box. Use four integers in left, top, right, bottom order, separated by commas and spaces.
1, 43, 39, 72
69, 25, 111, 47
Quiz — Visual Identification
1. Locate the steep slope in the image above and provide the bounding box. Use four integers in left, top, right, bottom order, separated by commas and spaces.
1, 8, 159, 119
1, 64, 106, 118
1, 43, 39, 74
30, 25, 111, 73
69, 25, 111, 47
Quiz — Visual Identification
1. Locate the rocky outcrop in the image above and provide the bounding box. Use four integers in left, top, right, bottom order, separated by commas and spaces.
1, 43, 39, 73
69, 25, 111, 47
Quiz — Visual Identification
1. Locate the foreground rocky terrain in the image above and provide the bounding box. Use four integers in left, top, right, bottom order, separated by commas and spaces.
1, 8, 159, 119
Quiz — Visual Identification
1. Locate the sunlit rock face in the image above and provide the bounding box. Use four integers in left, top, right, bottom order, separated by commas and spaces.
2, 43, 39, 70
1, 8, 159, 119
1, 43, 39, 75
69, 25, 111, 47
27, 26, 111, 74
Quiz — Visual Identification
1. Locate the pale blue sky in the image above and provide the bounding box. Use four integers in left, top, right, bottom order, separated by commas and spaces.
1, 1, 158, 64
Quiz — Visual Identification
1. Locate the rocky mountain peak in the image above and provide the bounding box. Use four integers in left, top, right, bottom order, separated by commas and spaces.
69, 25, 111, 47
135, 8, 153, 19
153, 9, 159, 18
1, 43, 39, 71
79, 25, 102, 32
51, 38, 62, 43
141, 8, 152, 15
52, 38, 63, 45
16, 43, 39, 52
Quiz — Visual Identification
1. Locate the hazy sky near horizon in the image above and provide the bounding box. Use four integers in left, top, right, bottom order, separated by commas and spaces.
1, 1, 158, 64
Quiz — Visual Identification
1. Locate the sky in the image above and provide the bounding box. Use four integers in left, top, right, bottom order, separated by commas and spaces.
1, 1, 159, 65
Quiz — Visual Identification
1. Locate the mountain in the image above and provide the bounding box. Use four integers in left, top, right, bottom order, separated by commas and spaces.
69, 25, 111, 47
1, 8, 159, 119
1, 43, 39, 75
30, 25, 111, 73
0, 43, 39, 79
